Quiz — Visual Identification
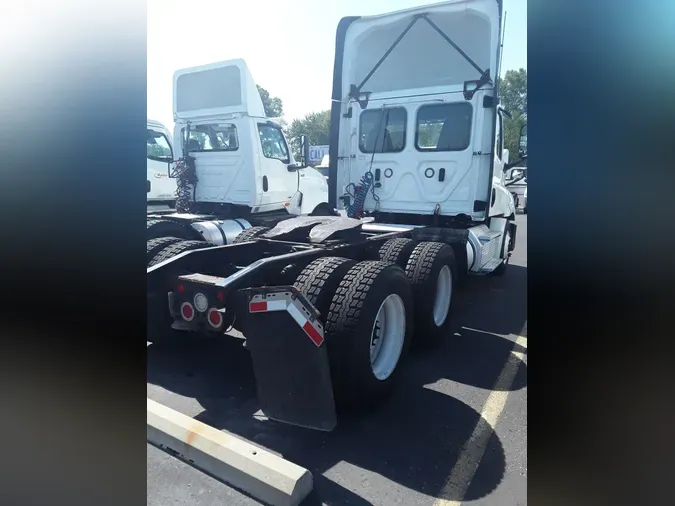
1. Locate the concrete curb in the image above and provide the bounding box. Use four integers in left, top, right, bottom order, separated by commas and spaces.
147, 399, 313, 506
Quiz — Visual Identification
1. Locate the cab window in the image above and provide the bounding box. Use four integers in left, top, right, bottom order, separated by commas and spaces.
181, 123, 239, 152
257, 123, 290, 163
359, 107, 407, 153
415, 103, 472, 152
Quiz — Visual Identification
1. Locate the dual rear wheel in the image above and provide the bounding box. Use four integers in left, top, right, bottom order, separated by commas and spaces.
292, 239, 457, 408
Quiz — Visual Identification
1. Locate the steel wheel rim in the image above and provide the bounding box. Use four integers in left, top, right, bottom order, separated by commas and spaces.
370, 294, 406, 381
433, 265, 452, 326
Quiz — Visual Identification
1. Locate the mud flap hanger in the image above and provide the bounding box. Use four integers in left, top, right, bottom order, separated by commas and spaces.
349, 12, 492, 108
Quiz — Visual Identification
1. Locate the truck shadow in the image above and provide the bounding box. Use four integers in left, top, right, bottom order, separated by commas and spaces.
148, 337, 507, 504
147, 264, 527, 504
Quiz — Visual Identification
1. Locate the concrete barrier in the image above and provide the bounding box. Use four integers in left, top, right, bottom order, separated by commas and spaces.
147, 399, 313, 506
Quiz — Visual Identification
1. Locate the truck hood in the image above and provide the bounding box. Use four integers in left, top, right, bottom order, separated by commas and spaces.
173, 59, 265, 121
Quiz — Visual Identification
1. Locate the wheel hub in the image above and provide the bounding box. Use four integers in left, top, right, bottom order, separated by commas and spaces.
433, 265, 452, 326
370, 294, 406, 381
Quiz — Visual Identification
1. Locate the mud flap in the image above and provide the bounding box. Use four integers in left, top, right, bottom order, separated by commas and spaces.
236, 286, 337, 431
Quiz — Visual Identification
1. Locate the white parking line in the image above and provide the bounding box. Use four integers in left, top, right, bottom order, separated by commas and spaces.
433, 334, 527, 506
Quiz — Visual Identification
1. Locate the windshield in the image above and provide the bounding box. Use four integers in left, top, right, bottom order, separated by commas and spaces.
147, 129, 173, 161
182, 123, 239, 152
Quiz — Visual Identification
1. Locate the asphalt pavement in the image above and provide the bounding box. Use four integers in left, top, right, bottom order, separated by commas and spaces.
147, 213, 528, 506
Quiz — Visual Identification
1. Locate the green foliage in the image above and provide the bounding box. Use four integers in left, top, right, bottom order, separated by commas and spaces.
256, 85, 284, 118
286, 110, 331, 159
417, 122, 443, 149
500, 68, 527, 164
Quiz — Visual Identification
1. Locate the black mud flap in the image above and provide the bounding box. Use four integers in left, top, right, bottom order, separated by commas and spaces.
236, 286, 337, 431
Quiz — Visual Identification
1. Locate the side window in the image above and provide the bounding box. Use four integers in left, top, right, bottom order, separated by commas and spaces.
257, 123, 290, 163
181, 123, 239, 152
147, 129, 173, 161
415, 103, 473, 152
496, 111, 504, 160
359, 107, 407, 153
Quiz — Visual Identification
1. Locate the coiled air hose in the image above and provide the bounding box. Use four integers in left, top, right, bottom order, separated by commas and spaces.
170, 123, 198, 213
170, 155, 197, 213
347, 171, 377, 219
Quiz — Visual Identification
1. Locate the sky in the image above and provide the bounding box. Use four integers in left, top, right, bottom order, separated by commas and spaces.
147, 0, 527, 130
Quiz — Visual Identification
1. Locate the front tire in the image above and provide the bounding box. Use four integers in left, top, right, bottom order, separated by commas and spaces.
325, 261, 413, 408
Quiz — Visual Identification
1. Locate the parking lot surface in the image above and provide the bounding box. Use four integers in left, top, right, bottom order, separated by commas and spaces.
147, 213, 527, 506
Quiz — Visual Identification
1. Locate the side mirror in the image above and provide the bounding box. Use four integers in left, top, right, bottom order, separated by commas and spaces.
300, 134, 310, 168
289, 134, 310, 171
519, 123, 527, 156
502, 148, 510, 165
147, 180, 151, 193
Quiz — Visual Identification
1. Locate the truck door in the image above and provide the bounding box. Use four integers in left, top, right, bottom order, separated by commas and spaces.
255, 121, 298, 209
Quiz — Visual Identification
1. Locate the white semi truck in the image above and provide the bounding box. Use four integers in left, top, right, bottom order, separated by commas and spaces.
146, 59, 330, 242
147, 119, 177, 210
147, 0, 527, 431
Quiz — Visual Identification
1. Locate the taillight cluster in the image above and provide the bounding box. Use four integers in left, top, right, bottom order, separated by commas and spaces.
177, 287, 227, 331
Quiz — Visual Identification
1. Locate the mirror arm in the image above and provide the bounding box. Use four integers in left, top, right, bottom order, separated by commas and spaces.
504, 155, 527, 171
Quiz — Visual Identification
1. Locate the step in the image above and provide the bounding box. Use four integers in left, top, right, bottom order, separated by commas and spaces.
469, 225, 502, 243
480, 258, 504, 273
477, 230, 502, 242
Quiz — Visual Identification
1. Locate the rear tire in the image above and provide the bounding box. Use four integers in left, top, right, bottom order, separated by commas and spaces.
147, 237, 183, 266
148, 239, 214, 267
293, 257, 357, 319
378, 238, 418, 268
405, 241, 457, 348
232, 226, 270, 244
325, 261, 413, 408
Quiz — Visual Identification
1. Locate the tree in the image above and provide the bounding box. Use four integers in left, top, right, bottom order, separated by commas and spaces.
499, 68, 527, 164
286, 110, 331, 158
256, 85, 284, 118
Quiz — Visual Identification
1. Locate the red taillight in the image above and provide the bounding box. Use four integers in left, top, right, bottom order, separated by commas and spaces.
176, 284, 185, 292
181, 302, 195, 321
216, 291, 224, 301
207, 308, 223, 328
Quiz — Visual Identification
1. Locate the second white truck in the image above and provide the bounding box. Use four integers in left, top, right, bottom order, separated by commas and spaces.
147, 119, 177, 210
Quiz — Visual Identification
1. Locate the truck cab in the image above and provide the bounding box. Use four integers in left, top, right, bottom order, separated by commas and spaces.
330, 0, 515, 225
147, 119, 177, 209
171, 59, 328, 217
